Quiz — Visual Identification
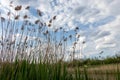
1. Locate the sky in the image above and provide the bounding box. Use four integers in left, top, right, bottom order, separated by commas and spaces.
0, 0, 120, 59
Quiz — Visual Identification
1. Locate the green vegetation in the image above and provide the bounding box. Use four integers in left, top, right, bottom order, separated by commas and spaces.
0, 2, 120, 80
0, 59, 83, 80
0, 57, 120, 80
67, 54, 120, 67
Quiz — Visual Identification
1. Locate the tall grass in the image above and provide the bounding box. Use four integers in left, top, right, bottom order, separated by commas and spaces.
0, 59, 120, 80
0, 2, 120, 80
0, 59, 79, 80
0, 1, 82, 62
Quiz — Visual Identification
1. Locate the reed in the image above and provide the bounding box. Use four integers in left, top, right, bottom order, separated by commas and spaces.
0, 2, 120, 80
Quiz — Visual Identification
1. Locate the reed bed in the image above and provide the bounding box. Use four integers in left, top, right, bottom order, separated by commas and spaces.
0, 60, 120, 80
0, 2, 120, 80
0, 2, 82, 62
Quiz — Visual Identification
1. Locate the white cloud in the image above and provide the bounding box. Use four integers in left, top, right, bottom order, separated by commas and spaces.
75, 15, 120, 57
96, 15, 120, 49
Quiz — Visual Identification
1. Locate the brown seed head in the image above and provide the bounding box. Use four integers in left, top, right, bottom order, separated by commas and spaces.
15, 5, 22, 11
37, 9, 42, 16
23, 15, 28, 19
15, 15, 20, 20
74, 42, 77, 45
54, 29, 58, 33
53, 16, 56, 20
25, 6, 30, 10
1, 17, 5, 22
48, 24, 51, 27
77, 34, 80, 38
49, 19, 52, 23
35, 20, 40, 24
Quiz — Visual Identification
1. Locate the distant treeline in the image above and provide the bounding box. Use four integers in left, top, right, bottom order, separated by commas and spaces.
67, 54, 120, 67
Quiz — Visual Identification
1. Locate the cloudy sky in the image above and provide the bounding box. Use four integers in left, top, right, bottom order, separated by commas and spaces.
0, 0, 120, 58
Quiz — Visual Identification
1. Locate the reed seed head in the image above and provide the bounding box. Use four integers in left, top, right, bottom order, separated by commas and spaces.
35, 20, 40, 24
48, 24, 51, 27
15, 15, 20, 20
15, 5, 22, 11
1, 17, 5, 22
23, 15, 28, 19
37, 9, 42, 16
53, 16, 56, 20
25, 6, 30, 10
